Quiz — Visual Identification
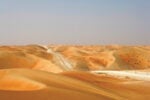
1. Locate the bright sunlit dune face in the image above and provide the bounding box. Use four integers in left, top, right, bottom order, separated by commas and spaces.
0, 70, 46, 91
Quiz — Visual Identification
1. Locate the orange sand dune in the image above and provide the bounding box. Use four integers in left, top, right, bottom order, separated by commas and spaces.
0, 69, 150, 100
0, 45, 150, 71
62, 71, 150, 100
0, 69, 119, 100
0, 45, 150, 100
0, 51, 62, 73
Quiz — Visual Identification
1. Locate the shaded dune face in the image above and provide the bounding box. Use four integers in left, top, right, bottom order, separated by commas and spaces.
0, 73, 46, 91
0, 45, 150, 100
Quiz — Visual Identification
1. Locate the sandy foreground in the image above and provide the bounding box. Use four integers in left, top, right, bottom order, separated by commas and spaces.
0, 45, 150, 100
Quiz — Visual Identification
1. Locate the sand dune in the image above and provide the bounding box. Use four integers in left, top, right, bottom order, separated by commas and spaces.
0, 45, 150, 71
0, 45, 150, 100
0, 69, 149, 100
0, 69, 117, 100
49, 45, 150, 70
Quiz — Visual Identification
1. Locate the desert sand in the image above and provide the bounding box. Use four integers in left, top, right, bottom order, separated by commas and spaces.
0, 45, 150, 100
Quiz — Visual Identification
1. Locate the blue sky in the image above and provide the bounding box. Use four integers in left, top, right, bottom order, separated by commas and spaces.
0, 0, 150, 45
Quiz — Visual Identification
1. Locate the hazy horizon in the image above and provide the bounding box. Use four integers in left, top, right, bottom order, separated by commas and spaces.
0, 0, 150, 45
